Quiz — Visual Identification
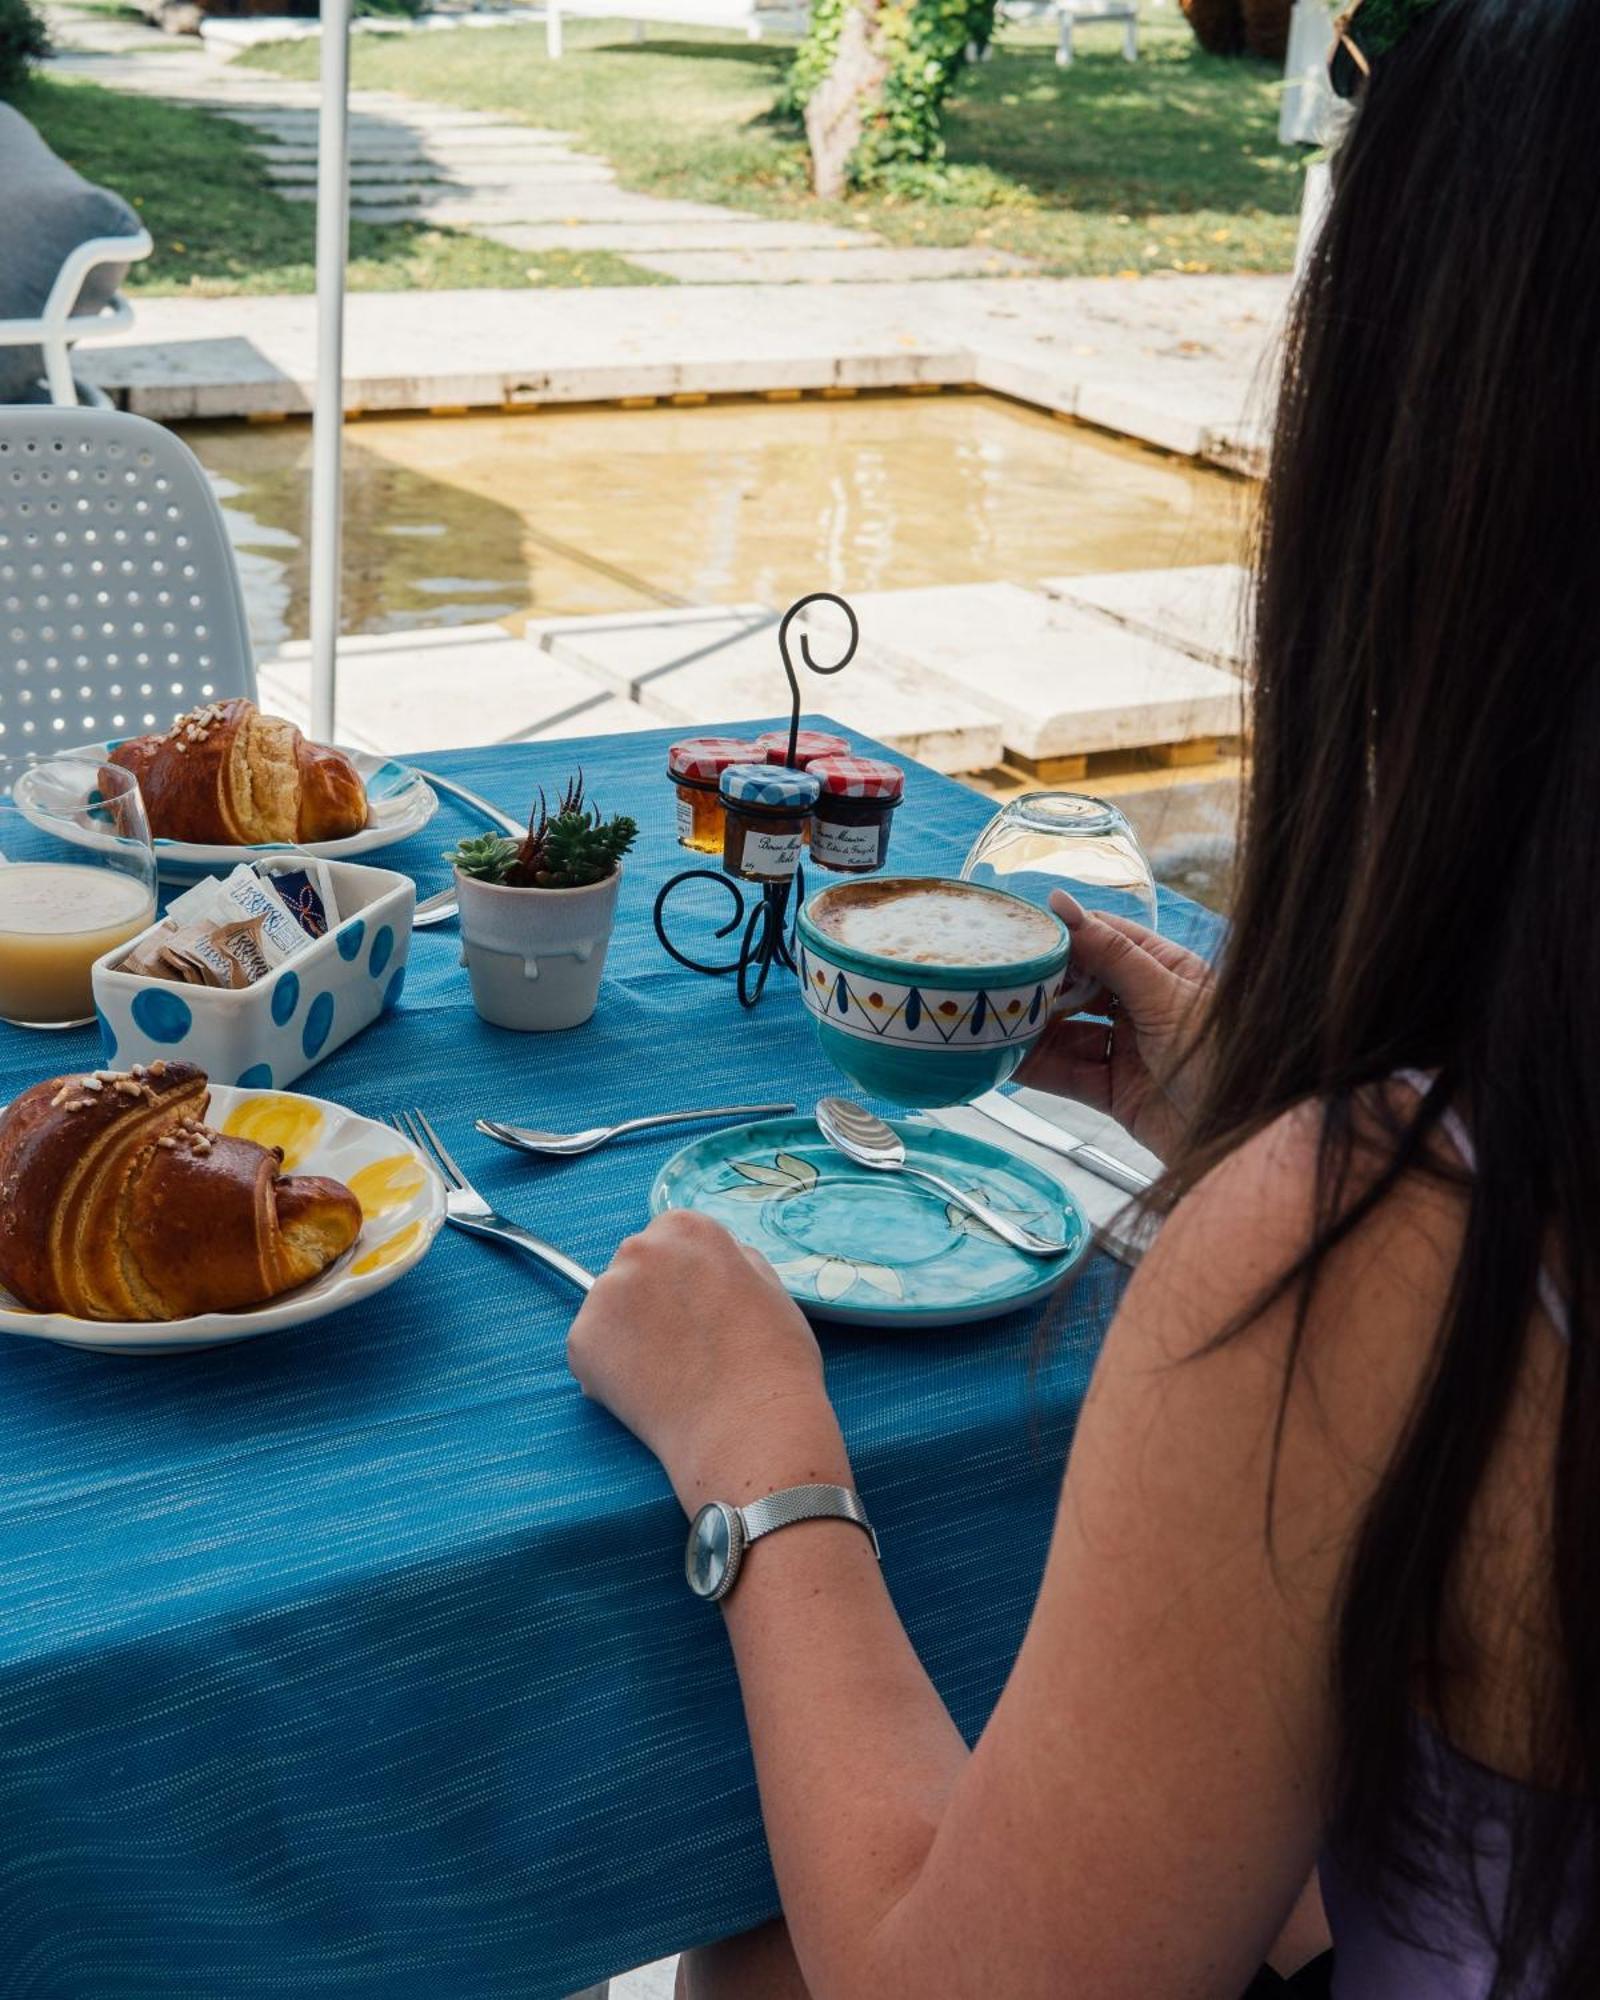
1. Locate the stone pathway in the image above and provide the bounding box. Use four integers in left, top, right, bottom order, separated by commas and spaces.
44, 7, 1031, 283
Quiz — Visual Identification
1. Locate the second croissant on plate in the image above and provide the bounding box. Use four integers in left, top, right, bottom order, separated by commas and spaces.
0, 1061, 362, 1321
106, 698, 370, 846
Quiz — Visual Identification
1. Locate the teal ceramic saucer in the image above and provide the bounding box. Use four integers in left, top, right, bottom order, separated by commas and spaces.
650, 1115, 1090, 1328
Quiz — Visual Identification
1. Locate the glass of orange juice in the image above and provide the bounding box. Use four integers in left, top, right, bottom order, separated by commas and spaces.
0, 760, 158, 1029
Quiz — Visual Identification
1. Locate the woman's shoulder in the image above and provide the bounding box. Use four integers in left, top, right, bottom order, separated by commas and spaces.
1116, 1093, 1468, 1432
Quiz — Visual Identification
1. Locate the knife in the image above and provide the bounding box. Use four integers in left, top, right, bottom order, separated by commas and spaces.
970, 1092, 1154, 1197
409, 770, 527, 929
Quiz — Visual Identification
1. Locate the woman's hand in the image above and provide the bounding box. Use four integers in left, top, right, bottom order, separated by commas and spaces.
1017, 891, 1213, 1163
567, 1211, 849, 1511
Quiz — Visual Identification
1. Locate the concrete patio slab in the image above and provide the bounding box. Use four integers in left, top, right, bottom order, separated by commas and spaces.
540, 605, 1006, 773
256, 623, 655, 752
79, 276, 1289, 476
852, 582, 1245, 763
1041, 563, 1252, 670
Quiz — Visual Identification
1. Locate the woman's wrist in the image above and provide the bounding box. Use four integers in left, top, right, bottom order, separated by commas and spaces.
667, 1382, 854, 1517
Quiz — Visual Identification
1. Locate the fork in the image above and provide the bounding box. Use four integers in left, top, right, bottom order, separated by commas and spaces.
388, 1109, 596, 1294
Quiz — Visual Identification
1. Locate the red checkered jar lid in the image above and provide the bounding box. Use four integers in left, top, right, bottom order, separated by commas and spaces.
806, 754, 905, 801
754, 730, 852, 767
667, 736, 763, 783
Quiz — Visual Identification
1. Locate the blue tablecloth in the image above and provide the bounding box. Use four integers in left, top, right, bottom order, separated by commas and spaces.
0, 719, 1218, 2000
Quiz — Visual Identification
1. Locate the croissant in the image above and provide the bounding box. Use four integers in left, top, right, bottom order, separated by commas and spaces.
106, 699, 369, 845
0, 1062, 362, 1321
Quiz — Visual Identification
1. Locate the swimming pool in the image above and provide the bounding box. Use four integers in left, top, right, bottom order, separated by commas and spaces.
181, 391, 1249, 659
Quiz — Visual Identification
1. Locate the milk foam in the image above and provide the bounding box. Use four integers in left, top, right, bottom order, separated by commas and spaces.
817, 882, 1059, 967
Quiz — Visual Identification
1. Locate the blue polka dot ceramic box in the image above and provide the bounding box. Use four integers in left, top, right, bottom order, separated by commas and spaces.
90, 861, 415, 1091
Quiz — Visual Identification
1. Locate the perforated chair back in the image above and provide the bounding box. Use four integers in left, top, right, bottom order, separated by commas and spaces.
0, 406, 256, 765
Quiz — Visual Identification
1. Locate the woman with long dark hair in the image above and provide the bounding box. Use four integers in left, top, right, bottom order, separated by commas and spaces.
566, 1, 1600, 1992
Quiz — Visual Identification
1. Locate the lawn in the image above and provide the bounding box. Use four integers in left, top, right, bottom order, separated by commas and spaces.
251, 8, 1303, 277
4, 71, 666, 296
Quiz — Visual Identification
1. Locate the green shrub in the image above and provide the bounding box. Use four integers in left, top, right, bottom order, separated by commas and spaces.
0, 0, 50, 91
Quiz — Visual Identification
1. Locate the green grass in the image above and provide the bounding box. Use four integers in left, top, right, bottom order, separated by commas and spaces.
4, 71, 668, 295
250, 8, 1303, 276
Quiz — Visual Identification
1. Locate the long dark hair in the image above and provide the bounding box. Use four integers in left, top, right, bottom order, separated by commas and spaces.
1155, 2, 1600, 1992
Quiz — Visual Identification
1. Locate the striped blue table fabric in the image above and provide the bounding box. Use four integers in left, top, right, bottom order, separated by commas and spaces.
0, 719, 1220, 1999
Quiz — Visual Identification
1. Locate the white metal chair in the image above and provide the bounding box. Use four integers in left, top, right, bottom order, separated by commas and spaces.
0, 229, 154, 409
0, 406, 256, 763
1056, 0, 1139, 66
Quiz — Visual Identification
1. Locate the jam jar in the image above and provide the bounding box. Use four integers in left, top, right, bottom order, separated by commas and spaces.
719, 763, 821, 882
753, 729, 851, 769
667, 736, 762, 854
806, 754, 905, 874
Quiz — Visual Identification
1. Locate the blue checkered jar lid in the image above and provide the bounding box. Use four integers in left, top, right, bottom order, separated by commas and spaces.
718, 762, 822, 810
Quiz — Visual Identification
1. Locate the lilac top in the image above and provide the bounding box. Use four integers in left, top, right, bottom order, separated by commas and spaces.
1317, 1075, 1583, 1996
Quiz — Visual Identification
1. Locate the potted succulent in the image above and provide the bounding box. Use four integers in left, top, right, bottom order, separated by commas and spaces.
448, 774, 638, 1032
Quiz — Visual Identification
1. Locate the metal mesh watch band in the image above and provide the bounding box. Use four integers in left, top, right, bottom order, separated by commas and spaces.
738, 1484, 880, 1560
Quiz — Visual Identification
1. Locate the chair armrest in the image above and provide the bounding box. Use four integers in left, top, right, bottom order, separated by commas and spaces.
42, 229, 155, 333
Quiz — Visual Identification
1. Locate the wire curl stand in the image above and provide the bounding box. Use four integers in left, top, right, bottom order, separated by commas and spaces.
652, 592, 860, 1009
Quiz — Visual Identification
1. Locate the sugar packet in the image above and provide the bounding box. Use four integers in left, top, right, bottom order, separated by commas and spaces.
254, 855, 339, 940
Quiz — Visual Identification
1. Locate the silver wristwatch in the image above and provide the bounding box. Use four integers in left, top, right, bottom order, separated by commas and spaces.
685, 1483, 879, 1603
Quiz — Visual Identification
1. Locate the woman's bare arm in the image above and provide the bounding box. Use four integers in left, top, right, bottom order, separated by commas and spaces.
570, 1111, 1460, 2000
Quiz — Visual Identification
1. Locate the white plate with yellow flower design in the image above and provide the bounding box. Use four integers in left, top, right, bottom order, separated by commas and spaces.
651, 1115, 1089, 1329
0, 1085, 445, 1355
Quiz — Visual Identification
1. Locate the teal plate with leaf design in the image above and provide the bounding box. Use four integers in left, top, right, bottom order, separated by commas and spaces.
650, 1116, 1090, 1328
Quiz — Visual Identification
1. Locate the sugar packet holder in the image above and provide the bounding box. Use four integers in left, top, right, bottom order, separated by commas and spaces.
92, 860, 415, 1091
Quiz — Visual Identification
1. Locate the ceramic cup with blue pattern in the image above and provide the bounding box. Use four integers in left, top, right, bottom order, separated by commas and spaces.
795, 876, 1071, 1108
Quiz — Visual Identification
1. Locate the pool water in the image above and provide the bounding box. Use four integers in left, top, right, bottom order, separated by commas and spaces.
181, 393, 1249, 660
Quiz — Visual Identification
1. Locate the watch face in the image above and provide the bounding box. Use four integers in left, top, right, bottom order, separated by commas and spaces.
686, 1503, 739, 1600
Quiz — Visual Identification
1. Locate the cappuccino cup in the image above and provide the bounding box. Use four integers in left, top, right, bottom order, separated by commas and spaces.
796, 876, 1071, 1109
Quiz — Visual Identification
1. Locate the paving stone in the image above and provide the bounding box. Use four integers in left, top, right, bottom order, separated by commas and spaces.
1040, 564, 1251, 672
256, 623, 653, 752
851, 582, 1244, 763
626, 247, 1034, 284
541, 605, 1006, 774
486, 220, 877, 253
281, 166, 616, 203
354, 192, 750, 227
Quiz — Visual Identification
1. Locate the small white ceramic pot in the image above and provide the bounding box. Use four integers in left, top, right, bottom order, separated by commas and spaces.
454, 866, 622, 1032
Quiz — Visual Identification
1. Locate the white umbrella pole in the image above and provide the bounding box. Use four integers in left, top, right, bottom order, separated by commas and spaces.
308, 0, 352, 743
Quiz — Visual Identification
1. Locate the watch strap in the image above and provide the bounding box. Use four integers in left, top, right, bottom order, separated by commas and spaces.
738, 1483, 879, 1560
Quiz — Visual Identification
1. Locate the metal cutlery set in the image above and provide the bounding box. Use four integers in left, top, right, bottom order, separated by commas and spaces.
392, 1090, 1149, 1296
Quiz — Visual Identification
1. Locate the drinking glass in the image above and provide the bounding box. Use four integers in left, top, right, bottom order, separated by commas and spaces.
0, 760, 158, 1029
961, 792, 1157, 1011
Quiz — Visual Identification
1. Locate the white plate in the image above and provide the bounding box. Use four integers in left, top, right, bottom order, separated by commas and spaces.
33, 745, 439, 883
0, 1083, 445, 1354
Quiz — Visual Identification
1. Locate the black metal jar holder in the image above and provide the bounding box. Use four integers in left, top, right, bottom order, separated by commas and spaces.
652, 591, 859, 1009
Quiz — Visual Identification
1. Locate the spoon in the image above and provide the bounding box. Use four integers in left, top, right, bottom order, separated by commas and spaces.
477, 1103, 796, 1159
814, 1097, 1071, 1259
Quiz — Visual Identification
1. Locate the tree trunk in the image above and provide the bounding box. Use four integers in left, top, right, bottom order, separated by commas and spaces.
1241, 0, 1291, 61
1180, 0, 1245, 55
804, 0, 889, 200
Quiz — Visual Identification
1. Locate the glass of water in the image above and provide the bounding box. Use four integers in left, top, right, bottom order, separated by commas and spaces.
960, 792, 1157, 1010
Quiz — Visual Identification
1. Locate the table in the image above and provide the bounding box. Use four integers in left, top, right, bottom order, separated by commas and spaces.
0, 718, 1218, 1999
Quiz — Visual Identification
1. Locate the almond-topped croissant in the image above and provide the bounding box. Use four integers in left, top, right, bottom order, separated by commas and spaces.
0, 1062, 362, 1322
106, 699, 369, 846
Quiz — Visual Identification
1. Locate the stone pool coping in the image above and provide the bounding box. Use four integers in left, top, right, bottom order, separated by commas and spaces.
78, 272, 1288, 474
